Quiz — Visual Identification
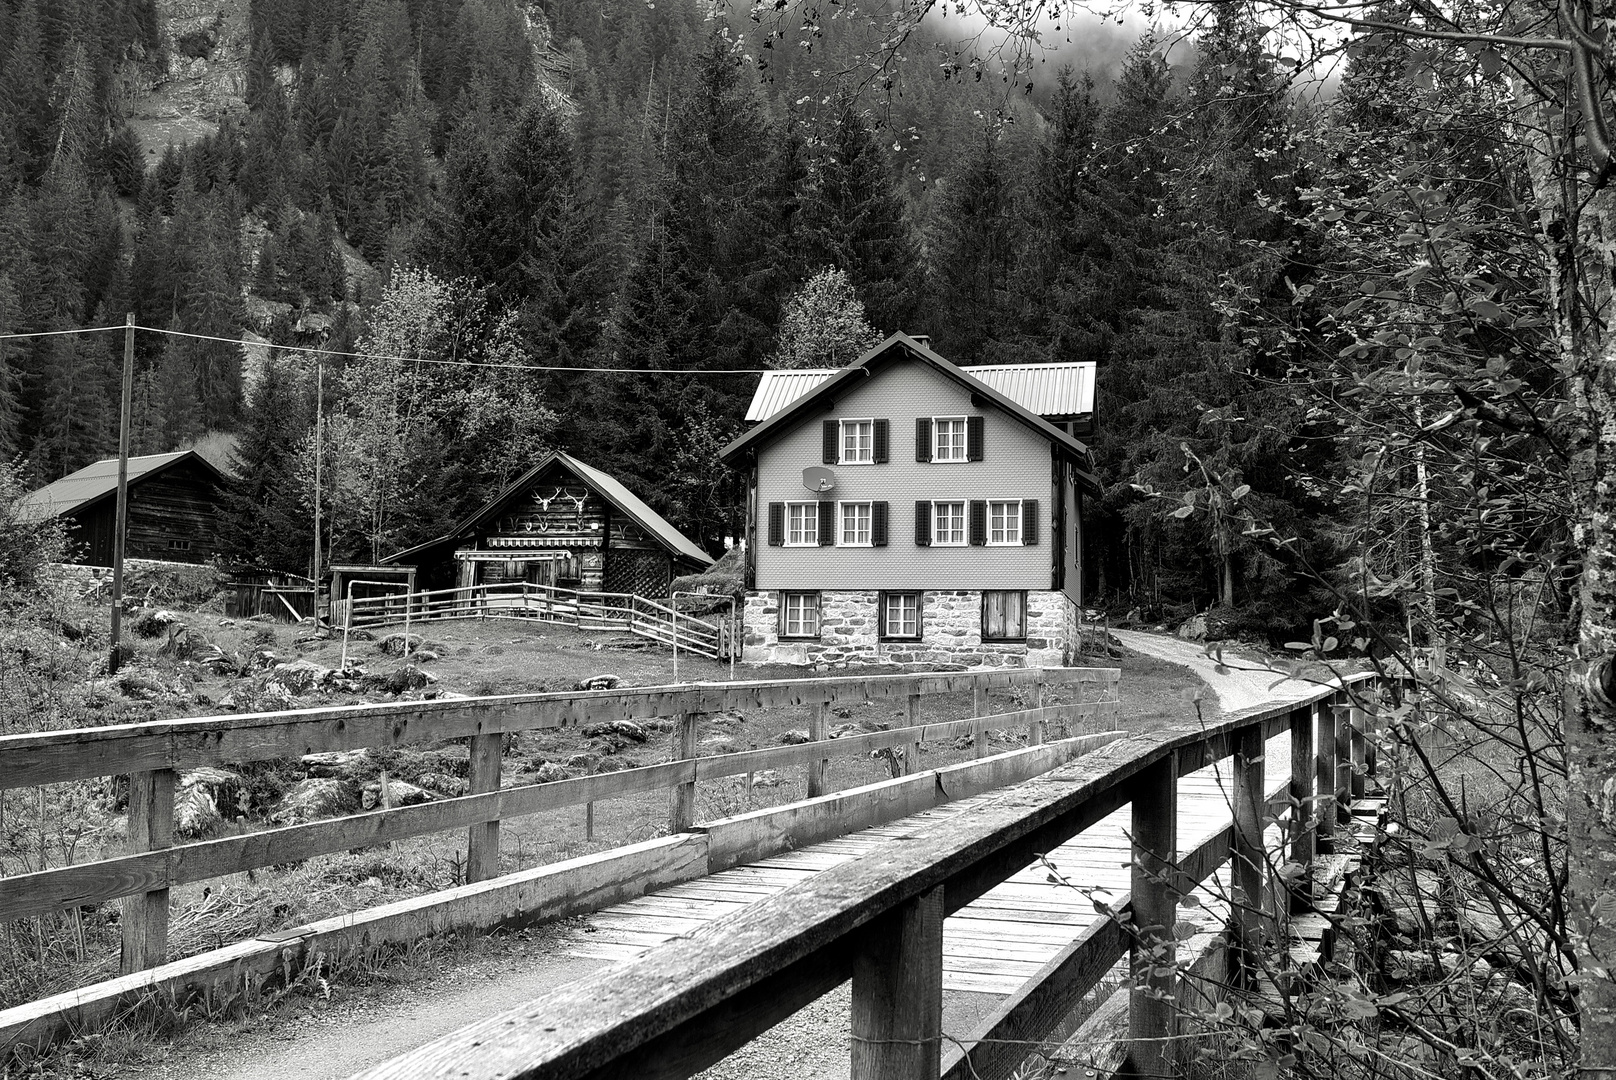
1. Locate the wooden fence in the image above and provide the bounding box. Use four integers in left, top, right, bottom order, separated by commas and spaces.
341, 582, 732, 658
357, 674, 1384, 1080
0, 666, 1120, 987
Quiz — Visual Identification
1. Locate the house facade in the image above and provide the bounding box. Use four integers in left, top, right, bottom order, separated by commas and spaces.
720, 334, 1100, 669
385, 451, 712, 597
19, 450, 226, 566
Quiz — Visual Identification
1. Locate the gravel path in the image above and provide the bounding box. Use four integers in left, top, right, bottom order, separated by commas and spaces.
1109, 629, 1326, 714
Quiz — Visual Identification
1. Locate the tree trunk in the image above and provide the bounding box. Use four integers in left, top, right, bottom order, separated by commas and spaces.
1570, 184, 1616, 1070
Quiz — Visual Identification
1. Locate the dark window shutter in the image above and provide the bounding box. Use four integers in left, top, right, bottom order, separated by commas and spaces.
969, 500, 987, 546
819, 500, 836, 545
767, 502, 784, 546
915, 501, 931, 546
915, 418, 932, 462
872, 501, 888, 547
1022, 499, 1039, 545
822, 420, 837, 464
967, 416, 985, 461
873, 419, 889, 463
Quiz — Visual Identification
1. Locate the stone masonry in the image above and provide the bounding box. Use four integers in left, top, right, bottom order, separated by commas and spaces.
742, 589, 1076, 669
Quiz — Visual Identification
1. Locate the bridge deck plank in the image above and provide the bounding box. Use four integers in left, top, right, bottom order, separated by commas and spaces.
559, 732, 1295, 996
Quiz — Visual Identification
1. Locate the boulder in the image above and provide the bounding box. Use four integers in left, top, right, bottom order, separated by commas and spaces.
175, 767, 247, 837
301, 748, 376, 779
379, 632, 423, 657
531, 762, 570, 783
703, 710, 746, 727
269, 659, 332, 695
565, 753, 601, 772
361, 777, 434, 810
1176, 613, 1208, 642
753, 770, 784, 788
829, 723, 863, 739
414, 771, 468, 797
778, 729, 811, 745
594, 757, 630, 774
276, 778, 359, 823
700, 735, 737, 755
582, 720, 647, 743
573, 674, 621, 691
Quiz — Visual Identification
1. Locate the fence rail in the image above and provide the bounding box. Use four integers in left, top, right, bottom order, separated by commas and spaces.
0, 666, 1120, 981
341, 582, 731, 658
357, 672, 1383, 1080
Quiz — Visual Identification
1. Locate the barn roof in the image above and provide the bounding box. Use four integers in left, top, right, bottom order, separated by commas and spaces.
17, 451, 225, 521
743, 358, 1097, 422
385, 451, 714, 570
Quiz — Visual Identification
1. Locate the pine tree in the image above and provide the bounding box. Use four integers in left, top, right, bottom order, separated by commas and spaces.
802, 94, 922, 335
219, 355, 313, 571
925, 124, 1024, 363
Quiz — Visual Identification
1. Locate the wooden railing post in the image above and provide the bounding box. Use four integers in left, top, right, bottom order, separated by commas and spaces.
807, 702, 829, 797
851, 885, 943, 1079
1316, 700, 1338, 855
120, 767, 174, 973
1350, 703, 1368, 800
1029, 674, 1045, 746
974, 685, 990, 759
1334, 702, 1353, 824
1288, 702, 1316, 912
1128, 754, 1178, 1078
671, 712, 697, 831
466, 732, 502, 882
906, 693, 922, 776
1230, 720, 1268, 991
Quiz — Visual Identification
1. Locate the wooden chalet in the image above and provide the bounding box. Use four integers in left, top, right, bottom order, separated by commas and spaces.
19, 450, 226, 566
386, 451, 712, 598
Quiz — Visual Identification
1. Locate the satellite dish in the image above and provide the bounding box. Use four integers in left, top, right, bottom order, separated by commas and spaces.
802, 466, 837, 493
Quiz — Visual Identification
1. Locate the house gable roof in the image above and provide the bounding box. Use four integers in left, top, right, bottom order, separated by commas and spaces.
744, 359, 1096, 422
720, 333, 1101, 494
18, 451, 226, 521
384, 451, 714, 569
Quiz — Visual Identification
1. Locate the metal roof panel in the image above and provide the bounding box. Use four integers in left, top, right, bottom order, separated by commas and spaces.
742, 362, 1095, 423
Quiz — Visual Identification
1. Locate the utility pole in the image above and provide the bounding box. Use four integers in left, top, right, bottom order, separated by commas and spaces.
312, 359, 323, 585
109, 314, 134, 674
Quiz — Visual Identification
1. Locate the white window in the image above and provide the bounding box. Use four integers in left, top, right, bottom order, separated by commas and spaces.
983, 591, 1027, 640
933, 417, 968, 462
785, 502, 818, 546
781, 592, 820, 638
840, 419, 874, 464
840, 502, 873, 546
882, 593, 921, 639
989, 500, 1022, 545
932, 501, 966, 545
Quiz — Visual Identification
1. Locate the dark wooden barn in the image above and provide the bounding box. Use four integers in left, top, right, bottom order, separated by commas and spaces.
19, 451, 227, 566
385, 452, 712, 597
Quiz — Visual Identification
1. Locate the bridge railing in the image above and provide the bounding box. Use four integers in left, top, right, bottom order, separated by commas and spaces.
0, 666, 1120, 983
355, 673, 1384, 1080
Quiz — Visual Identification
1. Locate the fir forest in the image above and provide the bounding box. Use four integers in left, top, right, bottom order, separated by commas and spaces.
3, 0, 1616, 1075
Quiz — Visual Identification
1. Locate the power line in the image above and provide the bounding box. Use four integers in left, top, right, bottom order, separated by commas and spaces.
0, 323, 128, 341
0, 322, 774, 375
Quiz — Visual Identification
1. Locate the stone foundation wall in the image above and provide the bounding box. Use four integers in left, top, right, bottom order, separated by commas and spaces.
49, 559, 223, 604
743, 589, 1076, 670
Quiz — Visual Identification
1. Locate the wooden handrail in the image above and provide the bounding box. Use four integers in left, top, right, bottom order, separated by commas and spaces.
354, 673, 1381, 1080
0, 666, 1121, 983
0, 700, 1119, 923
0, 668, 1117, 790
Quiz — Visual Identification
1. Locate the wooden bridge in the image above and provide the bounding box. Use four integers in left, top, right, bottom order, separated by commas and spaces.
0, 663, 1384, 1078
341, 581, 734, 658
351, 672, 1383, 1080
0, 666, 1120, 1058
